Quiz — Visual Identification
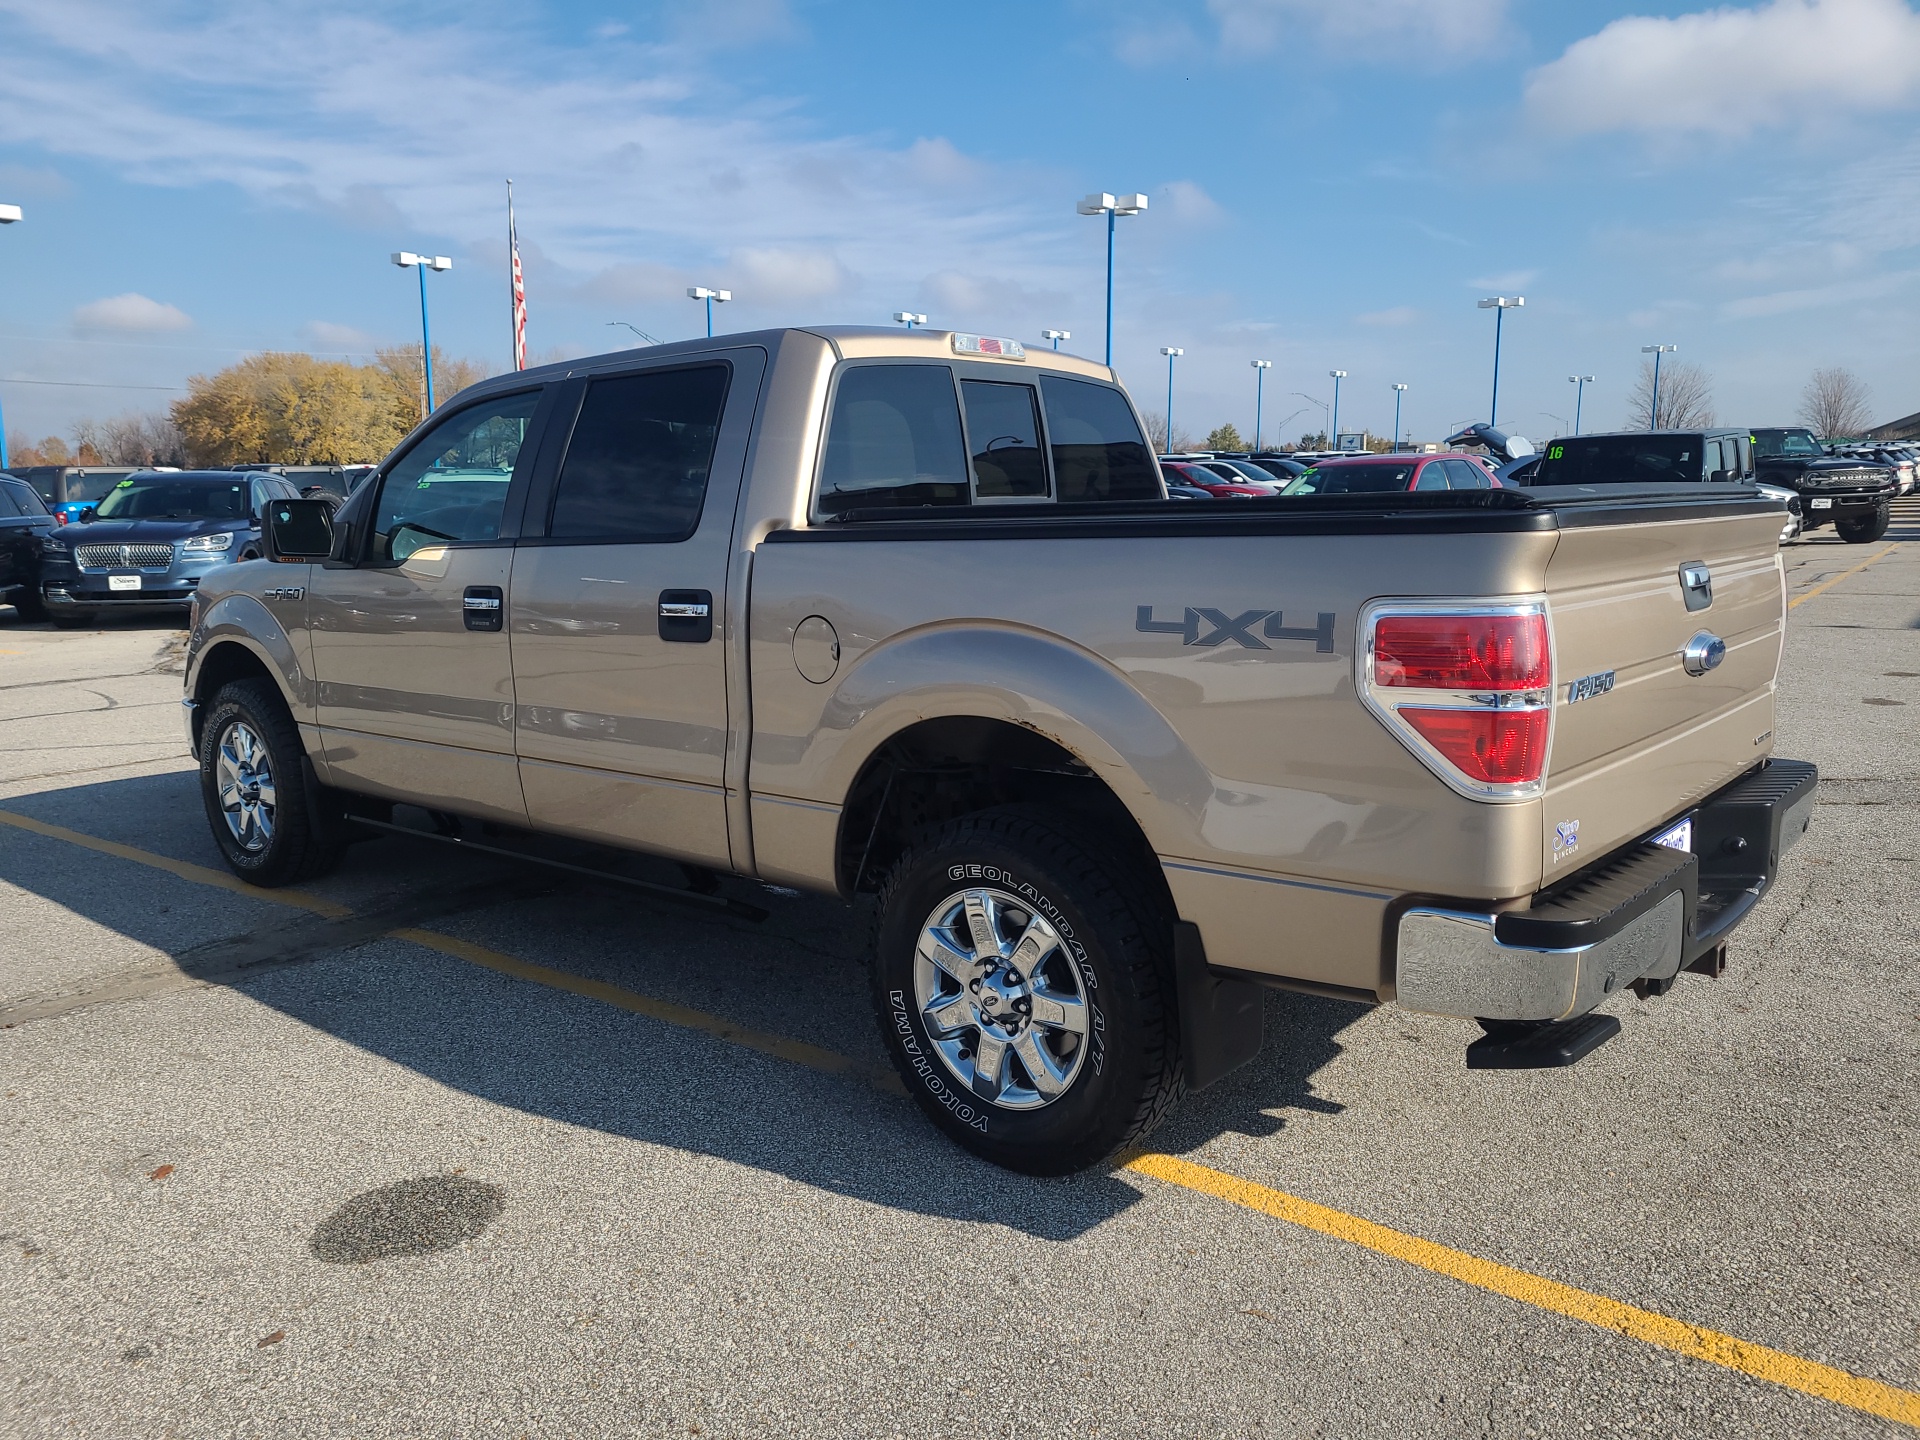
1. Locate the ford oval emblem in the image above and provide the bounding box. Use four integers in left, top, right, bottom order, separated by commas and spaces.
1682, 631, 1726, 676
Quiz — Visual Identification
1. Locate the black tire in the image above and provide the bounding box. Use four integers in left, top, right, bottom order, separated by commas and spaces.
870, 808, 1182, 1175
11, 588, 49, 623
48, 609, 96, 629
198, 678, 341, 886
1837, 502, 1890, 543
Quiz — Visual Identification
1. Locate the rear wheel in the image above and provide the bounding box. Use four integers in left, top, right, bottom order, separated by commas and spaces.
1837, 502, 1890, 543
870, 808, 1182, 1175
199, 678, 340, 886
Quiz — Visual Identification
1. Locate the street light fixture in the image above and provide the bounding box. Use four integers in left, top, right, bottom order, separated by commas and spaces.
0, 203, 18, 467
688, 286, 731, 338
1568, 374, 1594, 435
392, 250, 453, 416
1160, 347, 1183, 452
1077, 191, 1148, 367
1250, 360, 1272, 450
1391, 383, 1409, 453
608, 321, 663, 345
1641, 345, 1676, 429
1477, 295, 1524, 428
1042, 329, 1070, 351
893, 311, 927, 330
1292, 392, 1329, 444
1328, 370, 1348, 446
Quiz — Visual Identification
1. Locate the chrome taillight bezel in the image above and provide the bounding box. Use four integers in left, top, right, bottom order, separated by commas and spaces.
1357, 596, 1556, 803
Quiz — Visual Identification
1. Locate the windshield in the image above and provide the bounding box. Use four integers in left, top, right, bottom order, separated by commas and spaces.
93, 479, 252, 520
1752, 428, 1824, 458
1532, 436, 1700, 485
1283, 463, 1415, 494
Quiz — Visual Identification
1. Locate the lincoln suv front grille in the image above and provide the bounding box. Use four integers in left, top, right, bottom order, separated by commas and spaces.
75, 543, 176, 571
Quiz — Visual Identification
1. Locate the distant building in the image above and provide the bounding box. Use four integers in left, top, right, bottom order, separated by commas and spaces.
1868, 410, 1920, 441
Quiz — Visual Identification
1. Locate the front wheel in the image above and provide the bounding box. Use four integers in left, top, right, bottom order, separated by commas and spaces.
870, 809, 1182, 1175
48, 609, 96, 629
1837, 502, 1890, 543
198, 678, 340, 886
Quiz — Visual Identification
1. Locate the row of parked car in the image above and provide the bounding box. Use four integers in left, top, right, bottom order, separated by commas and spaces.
1156, 422, 1905, 544
7, 461, 372, 526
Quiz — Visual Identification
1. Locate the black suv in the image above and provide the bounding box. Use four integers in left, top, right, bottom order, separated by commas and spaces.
1749, 427, 1895, 542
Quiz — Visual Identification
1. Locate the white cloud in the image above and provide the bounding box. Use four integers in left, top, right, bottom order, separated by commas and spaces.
1357, 306, 1420, 326
1525, 0, 1920, 139
1159, 179, 1225, 226
304, 320, 376, 350
1466, 270, 1537, 290
0, 0, 1078, 334
71, 293, 192, 331
727, 246, 849, 302
1206, 0, 1507, 55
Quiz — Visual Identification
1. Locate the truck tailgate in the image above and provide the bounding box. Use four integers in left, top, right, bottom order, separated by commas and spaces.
1541, 507, 1786, 877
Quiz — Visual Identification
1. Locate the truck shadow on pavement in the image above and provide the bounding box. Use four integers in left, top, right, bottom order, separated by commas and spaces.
2, 770, 1367, 1242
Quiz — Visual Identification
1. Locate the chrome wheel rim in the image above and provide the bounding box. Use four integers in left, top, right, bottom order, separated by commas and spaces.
912, 886, 1091, 1111
215, 719, 276, 853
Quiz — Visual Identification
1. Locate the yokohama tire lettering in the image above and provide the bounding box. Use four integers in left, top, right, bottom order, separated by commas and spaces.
890, 988, 988, 1132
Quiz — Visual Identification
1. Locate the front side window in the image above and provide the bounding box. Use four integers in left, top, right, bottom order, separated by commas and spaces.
1039, 375, 1160, 502
372, 391, 540, 561
1752, 428, 1822, 458
817, 364, 969, 515
0, 485, 21, 518
8, 481, 48, 515
961, 380, 1048, 500
549, 366, 729, 542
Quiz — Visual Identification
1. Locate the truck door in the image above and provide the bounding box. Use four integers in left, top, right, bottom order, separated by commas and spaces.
509, 349, 763, 868
307, 387, 550, 824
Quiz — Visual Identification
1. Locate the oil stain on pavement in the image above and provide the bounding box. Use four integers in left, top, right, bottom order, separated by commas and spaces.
309, 1175, 505, 1264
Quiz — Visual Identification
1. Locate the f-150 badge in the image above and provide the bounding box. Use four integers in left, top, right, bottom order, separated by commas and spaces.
1136, 606, 1335, 652
1567, 669, 1615, 703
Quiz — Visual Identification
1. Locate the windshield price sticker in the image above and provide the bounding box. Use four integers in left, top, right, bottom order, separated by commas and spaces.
1651, 817, 1692, 853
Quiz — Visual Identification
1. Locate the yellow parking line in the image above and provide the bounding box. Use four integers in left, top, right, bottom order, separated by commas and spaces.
0, 809, 350, 919
1125, 1152, 1920, 1429
4, 812, 1912, 1426
1789, 543, 1899, 610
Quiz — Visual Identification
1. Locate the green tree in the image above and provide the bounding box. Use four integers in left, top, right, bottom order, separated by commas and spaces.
1204, 422, 1245, 451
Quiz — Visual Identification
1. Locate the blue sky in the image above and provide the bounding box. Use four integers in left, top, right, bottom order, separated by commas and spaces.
3, 0, 1920, 450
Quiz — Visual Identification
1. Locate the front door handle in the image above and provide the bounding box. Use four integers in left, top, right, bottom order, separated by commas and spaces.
659, 589, 713, 643
463, 585, 504, 632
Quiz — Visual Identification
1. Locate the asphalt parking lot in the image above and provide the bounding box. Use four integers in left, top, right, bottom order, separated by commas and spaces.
2, 511, 1916, 1439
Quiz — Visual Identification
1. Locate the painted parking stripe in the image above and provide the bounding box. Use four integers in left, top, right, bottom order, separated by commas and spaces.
3, 811, 1914, 1428
1789, 542, 1899, 610
1124, 1152, 1920, 1430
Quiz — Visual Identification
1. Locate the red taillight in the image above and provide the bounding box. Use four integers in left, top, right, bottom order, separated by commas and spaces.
1374, 613, 1548, 691
56, 512, 69, 525
1400, 707, 1549, 785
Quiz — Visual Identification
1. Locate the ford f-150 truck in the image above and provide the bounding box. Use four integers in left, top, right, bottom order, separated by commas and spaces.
182, 327, 1816, 1174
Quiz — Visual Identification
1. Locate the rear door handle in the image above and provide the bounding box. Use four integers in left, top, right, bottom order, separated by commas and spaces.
659, 588, 714, 643
463, 585, 504, 632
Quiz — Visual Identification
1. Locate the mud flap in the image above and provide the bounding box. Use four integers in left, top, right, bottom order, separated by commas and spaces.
1174, 921, 1265, 1090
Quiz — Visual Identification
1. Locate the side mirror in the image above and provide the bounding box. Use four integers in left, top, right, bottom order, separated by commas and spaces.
1708, 468, 1730, 484
78, 506, 97, 522
265, 498, 335, 562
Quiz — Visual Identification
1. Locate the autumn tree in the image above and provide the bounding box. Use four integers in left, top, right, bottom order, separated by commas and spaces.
7, 435, 73, 465
1140, 410, 1196, 453
374, 345, 491, 430
1627, 358, 1715, 429
1798, 366, 1873, 438
72, 412, 185, 467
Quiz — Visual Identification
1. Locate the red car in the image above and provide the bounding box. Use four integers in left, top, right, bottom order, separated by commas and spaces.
1282, 453, 1504, 494
1159, 460, 1275, 497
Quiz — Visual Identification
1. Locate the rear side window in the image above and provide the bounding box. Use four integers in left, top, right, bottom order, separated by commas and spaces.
1444, 458, 1490, 490
1535, 436, 1698, 485
550, 366, 729, 541
817, 364, 969, 515
0, 484, 21, 518
1039, 376, 1160, 501
1413, 462, 1447, 492
1302, 462, 1416, 494
962, 380, 1048, 500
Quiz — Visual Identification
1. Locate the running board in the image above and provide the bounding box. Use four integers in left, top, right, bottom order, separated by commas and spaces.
1466, 1012, 1621, 1070
347, 815, 768, 922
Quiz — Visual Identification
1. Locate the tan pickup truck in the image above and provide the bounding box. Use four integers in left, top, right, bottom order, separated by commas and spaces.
183, 327, 1816, 1174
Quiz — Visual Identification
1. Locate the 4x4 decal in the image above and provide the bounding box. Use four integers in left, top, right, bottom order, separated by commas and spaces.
1135, 606, 1336, 651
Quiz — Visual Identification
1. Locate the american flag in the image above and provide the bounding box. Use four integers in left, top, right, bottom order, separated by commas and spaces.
508, 183, 527, 371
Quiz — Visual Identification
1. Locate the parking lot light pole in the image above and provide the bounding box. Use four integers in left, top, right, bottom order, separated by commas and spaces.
1250, 360, 1271, 450
1042, 329, 1070, 351
1329, 370, 1347, 445
688, 287, 731, 338
1078, 192, 1148, 367
392, 251, 453, 416
0, 203, 19, 466
1160, 348, 1183, 450
1641, 346, 1675, 429
1477, 296, 1523, 428
1391, 383, 1408, 452
893, 311, 927, 330
1569, 374, 1594, 435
